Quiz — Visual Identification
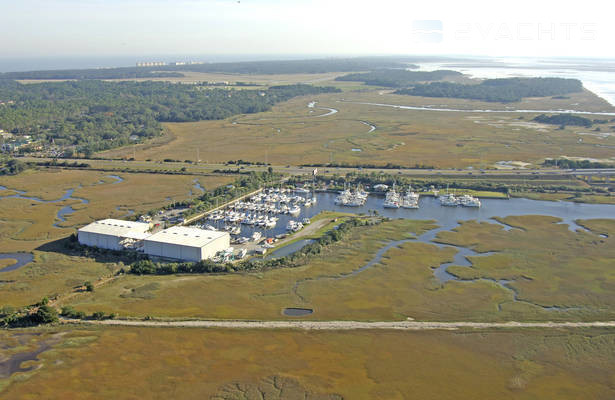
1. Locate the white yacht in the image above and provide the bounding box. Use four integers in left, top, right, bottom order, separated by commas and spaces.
459, 194, 481, 207
439, 193, 459, 206
401, 187, 419, 209
383, 186, 401, 208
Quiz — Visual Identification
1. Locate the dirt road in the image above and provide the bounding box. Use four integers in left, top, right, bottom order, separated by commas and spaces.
67, 319, 615, 330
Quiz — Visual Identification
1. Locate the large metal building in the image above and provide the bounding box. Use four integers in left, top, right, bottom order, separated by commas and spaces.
78, 219, 152, 251
143, 226, 230, 262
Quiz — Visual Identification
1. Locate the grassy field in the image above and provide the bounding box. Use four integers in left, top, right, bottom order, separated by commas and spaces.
0, 169, 234, 307
2, 326, 615, 399
98, 89, 615, 169
0, 169, 234, 252
436, 216, 615, 313
17, 71, 355, 87
61, 216, 615, 322
63, 219, 435, 319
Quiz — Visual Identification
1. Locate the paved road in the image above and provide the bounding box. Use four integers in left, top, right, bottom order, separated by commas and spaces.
67, 318, 615, 330
19, 156, 615, 178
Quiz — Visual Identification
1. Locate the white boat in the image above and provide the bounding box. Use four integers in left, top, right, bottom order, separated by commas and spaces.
439, 193, 459, 206
383, 186, 401, 208
295, 187, 310, 194
337, 186, 367, 207
302, 218, 311, 224
251, 231, 262, 241
459, 194, 481, 207
289, 205, 301, 216
237, 248, 248, 259
383, 199, 400, 208
335, 189, 351, 205
401, 188, 419, 209
439, 185, 459, 206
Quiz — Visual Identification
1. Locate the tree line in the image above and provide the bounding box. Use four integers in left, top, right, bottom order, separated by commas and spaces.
543, 158, 614, 169
394, 77, 583, 102
0, 57, 412, 80
0, 80, 339, 156
335, 69, 461, 87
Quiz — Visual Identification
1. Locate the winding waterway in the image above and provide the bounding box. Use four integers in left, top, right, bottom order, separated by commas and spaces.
0, 253, 34, 273
274, 192, 615, 313
341, 100, 615, 116
308, 101, 338, 117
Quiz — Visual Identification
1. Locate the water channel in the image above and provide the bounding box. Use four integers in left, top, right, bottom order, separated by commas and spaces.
218, 191, 614, 314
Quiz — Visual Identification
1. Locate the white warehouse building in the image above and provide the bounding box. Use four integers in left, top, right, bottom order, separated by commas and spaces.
78, 219, 152, 251
143, 226, 230, 262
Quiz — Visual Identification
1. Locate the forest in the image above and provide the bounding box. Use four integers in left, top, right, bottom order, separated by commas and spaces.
335, 69, 461, 87
533, 113, 593, 127
0, 57, 414, 80
0, 80, 339, 156
543, 158, 614, 169
394, 77, 583, 102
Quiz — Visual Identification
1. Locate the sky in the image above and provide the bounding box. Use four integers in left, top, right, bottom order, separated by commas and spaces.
1, 0, 613, 60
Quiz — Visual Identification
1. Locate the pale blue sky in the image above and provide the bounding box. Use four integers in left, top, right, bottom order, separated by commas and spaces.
1, 0, 612, 58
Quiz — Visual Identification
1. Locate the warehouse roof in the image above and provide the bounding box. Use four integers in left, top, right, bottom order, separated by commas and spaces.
144, 226, 228, 248
78, 219, 151, 237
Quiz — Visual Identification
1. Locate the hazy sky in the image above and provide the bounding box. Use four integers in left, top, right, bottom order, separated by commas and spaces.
2, 0, 613, 59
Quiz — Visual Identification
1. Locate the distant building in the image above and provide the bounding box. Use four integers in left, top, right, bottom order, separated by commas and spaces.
78, 219, 152, 251
136, 61, 167, 67
143, 226, 230, 262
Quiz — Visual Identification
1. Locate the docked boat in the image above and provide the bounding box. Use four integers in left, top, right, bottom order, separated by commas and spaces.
286, 220, 304, 232
401, 187, 419, 209
383, 186, 400, 208
459, 194, 481, 207
289, 205, 301, 216
335, 189, 352, 205
336, 186, 367, 207
251, 231, 262, 242
439, 185, 459, 206
439, 193, 459, 206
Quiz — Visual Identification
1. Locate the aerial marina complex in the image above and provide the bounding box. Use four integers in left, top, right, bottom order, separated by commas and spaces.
75, 184, 483, 263
1, 18, 615, 398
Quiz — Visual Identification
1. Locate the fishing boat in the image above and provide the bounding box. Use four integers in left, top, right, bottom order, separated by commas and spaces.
401, 187, 419, 209
439, 185, 459, 206
383, 185, 401, 208
459, 194, 481, 207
